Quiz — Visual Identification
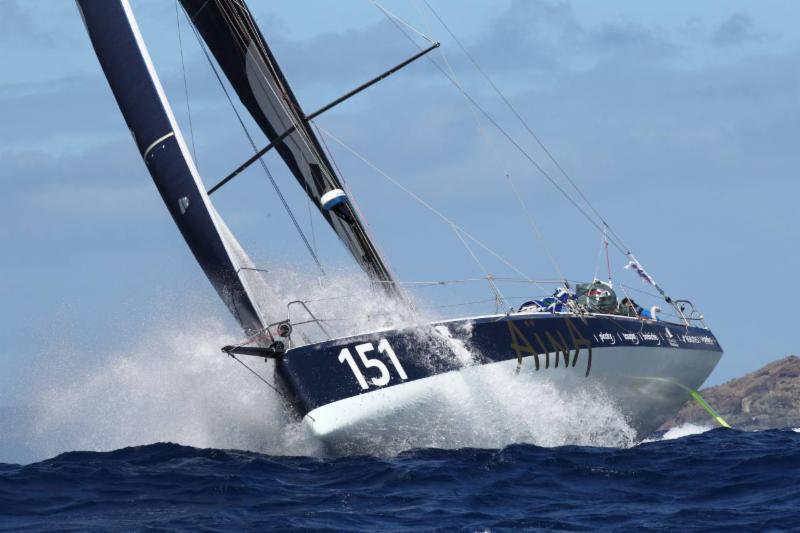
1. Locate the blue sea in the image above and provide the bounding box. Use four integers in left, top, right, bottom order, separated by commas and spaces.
1, 428, 799, 531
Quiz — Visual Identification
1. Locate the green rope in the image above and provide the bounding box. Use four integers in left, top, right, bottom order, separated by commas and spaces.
635, 376, 731, 429
688, 389, 731, 429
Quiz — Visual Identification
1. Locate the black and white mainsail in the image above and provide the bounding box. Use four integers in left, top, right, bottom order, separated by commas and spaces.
179, 0, 401, 297
77, 0, 269, 335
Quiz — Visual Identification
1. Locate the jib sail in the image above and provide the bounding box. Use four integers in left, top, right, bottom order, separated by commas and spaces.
78, 0, 269, 335
180, 0, 400, 296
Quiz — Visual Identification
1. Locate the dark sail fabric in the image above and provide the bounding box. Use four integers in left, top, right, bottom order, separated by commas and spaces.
78, 0, 267, 335
180, 0, 399, 295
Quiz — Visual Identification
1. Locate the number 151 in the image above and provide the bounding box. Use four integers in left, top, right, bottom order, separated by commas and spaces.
338, 338, 408, 390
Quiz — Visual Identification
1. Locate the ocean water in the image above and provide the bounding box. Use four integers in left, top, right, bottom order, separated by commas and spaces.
1, 428, 799, 531
3, 292, 796, 529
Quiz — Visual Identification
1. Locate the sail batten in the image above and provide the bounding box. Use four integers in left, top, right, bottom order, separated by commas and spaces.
180, 0, 402, 298
78, 0, 269, 335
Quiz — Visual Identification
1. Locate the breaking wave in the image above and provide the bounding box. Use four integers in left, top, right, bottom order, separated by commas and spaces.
642, 422, 714, 445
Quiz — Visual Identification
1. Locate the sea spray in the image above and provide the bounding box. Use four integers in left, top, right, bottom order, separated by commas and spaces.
249, 265, 426, 343
29, 311, 323, 460
323, 363, 636, 455
26, 268, 636, 459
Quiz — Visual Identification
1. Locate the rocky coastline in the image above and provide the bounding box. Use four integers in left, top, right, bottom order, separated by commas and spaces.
662, 355, 800, 430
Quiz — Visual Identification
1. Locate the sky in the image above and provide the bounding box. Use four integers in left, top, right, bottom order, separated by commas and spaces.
1, 0, 798, 407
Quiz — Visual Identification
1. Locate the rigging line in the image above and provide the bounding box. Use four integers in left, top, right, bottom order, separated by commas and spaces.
424, 294, 562, 310
227, 353, 314, 421
425, 6, 675, 309
311, 119, 401, 292
306, 197, 317, 257
211, 1, 414, 297
450, 224, 509, 310
175, 0, 197, 164
209, 3, 342, 220
222, 4, 340, 193
394, 13, 675, 307
376, 9, 629, 259
506, 173, 567, 285
184, 11, 326, 275
411, 1, 565, 286
424, 297, 499, 309
411, 0, 483, 141
620, 283, 661, 299
411, 3, 567, 291
373, 277, 566, 286
593, 226, 606, 281
313, 121, 347, 186
421, 0, 633, 256
615, 279, 640, 321
604, 227, 612, 283
369, 0, 436, 45
220, 4, 398, 289
237, 32, 400, 284
238, 266, 271, 275
215, 4, 339, 195
377, 277, 497, 286
315, 123, 544, 289
490, 277, 564, 284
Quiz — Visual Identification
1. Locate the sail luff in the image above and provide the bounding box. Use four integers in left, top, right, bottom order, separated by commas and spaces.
77, 0, 269, 335
180, 0, 403, 299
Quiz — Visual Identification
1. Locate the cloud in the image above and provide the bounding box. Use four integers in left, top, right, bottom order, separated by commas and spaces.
0, 0, 47, 45
467, 0, 579, 72
712, 13, 763, 46
264, 17, 422, 90
1, 3, 793, 255
24, 183, 153, 218
0, 76, 124, 148
0, 142, 159, 223
254, 0, 672, 88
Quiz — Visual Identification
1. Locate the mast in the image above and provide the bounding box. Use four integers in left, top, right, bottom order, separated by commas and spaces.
77, 0, 270, 336
179, 0, 405, 299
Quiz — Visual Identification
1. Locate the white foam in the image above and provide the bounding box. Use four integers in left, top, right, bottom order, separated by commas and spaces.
643, 423, 713, 444
433, 323, 476, 366
312, 358, 637, 455
27, 270, 636, 458
29, 311, 322, 459
251, 266, 426, 342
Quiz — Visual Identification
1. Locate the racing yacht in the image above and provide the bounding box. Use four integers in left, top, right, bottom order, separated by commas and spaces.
77, 0, 722, 449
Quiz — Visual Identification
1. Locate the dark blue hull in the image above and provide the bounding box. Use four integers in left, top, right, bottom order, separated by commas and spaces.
275, 313, 722, 445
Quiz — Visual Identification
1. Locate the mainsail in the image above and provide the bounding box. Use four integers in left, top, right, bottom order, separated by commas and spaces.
180, 0, 401, 296
77, 0, 269, 335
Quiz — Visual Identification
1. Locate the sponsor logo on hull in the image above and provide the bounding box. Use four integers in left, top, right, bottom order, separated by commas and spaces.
277, 314, 721, 417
